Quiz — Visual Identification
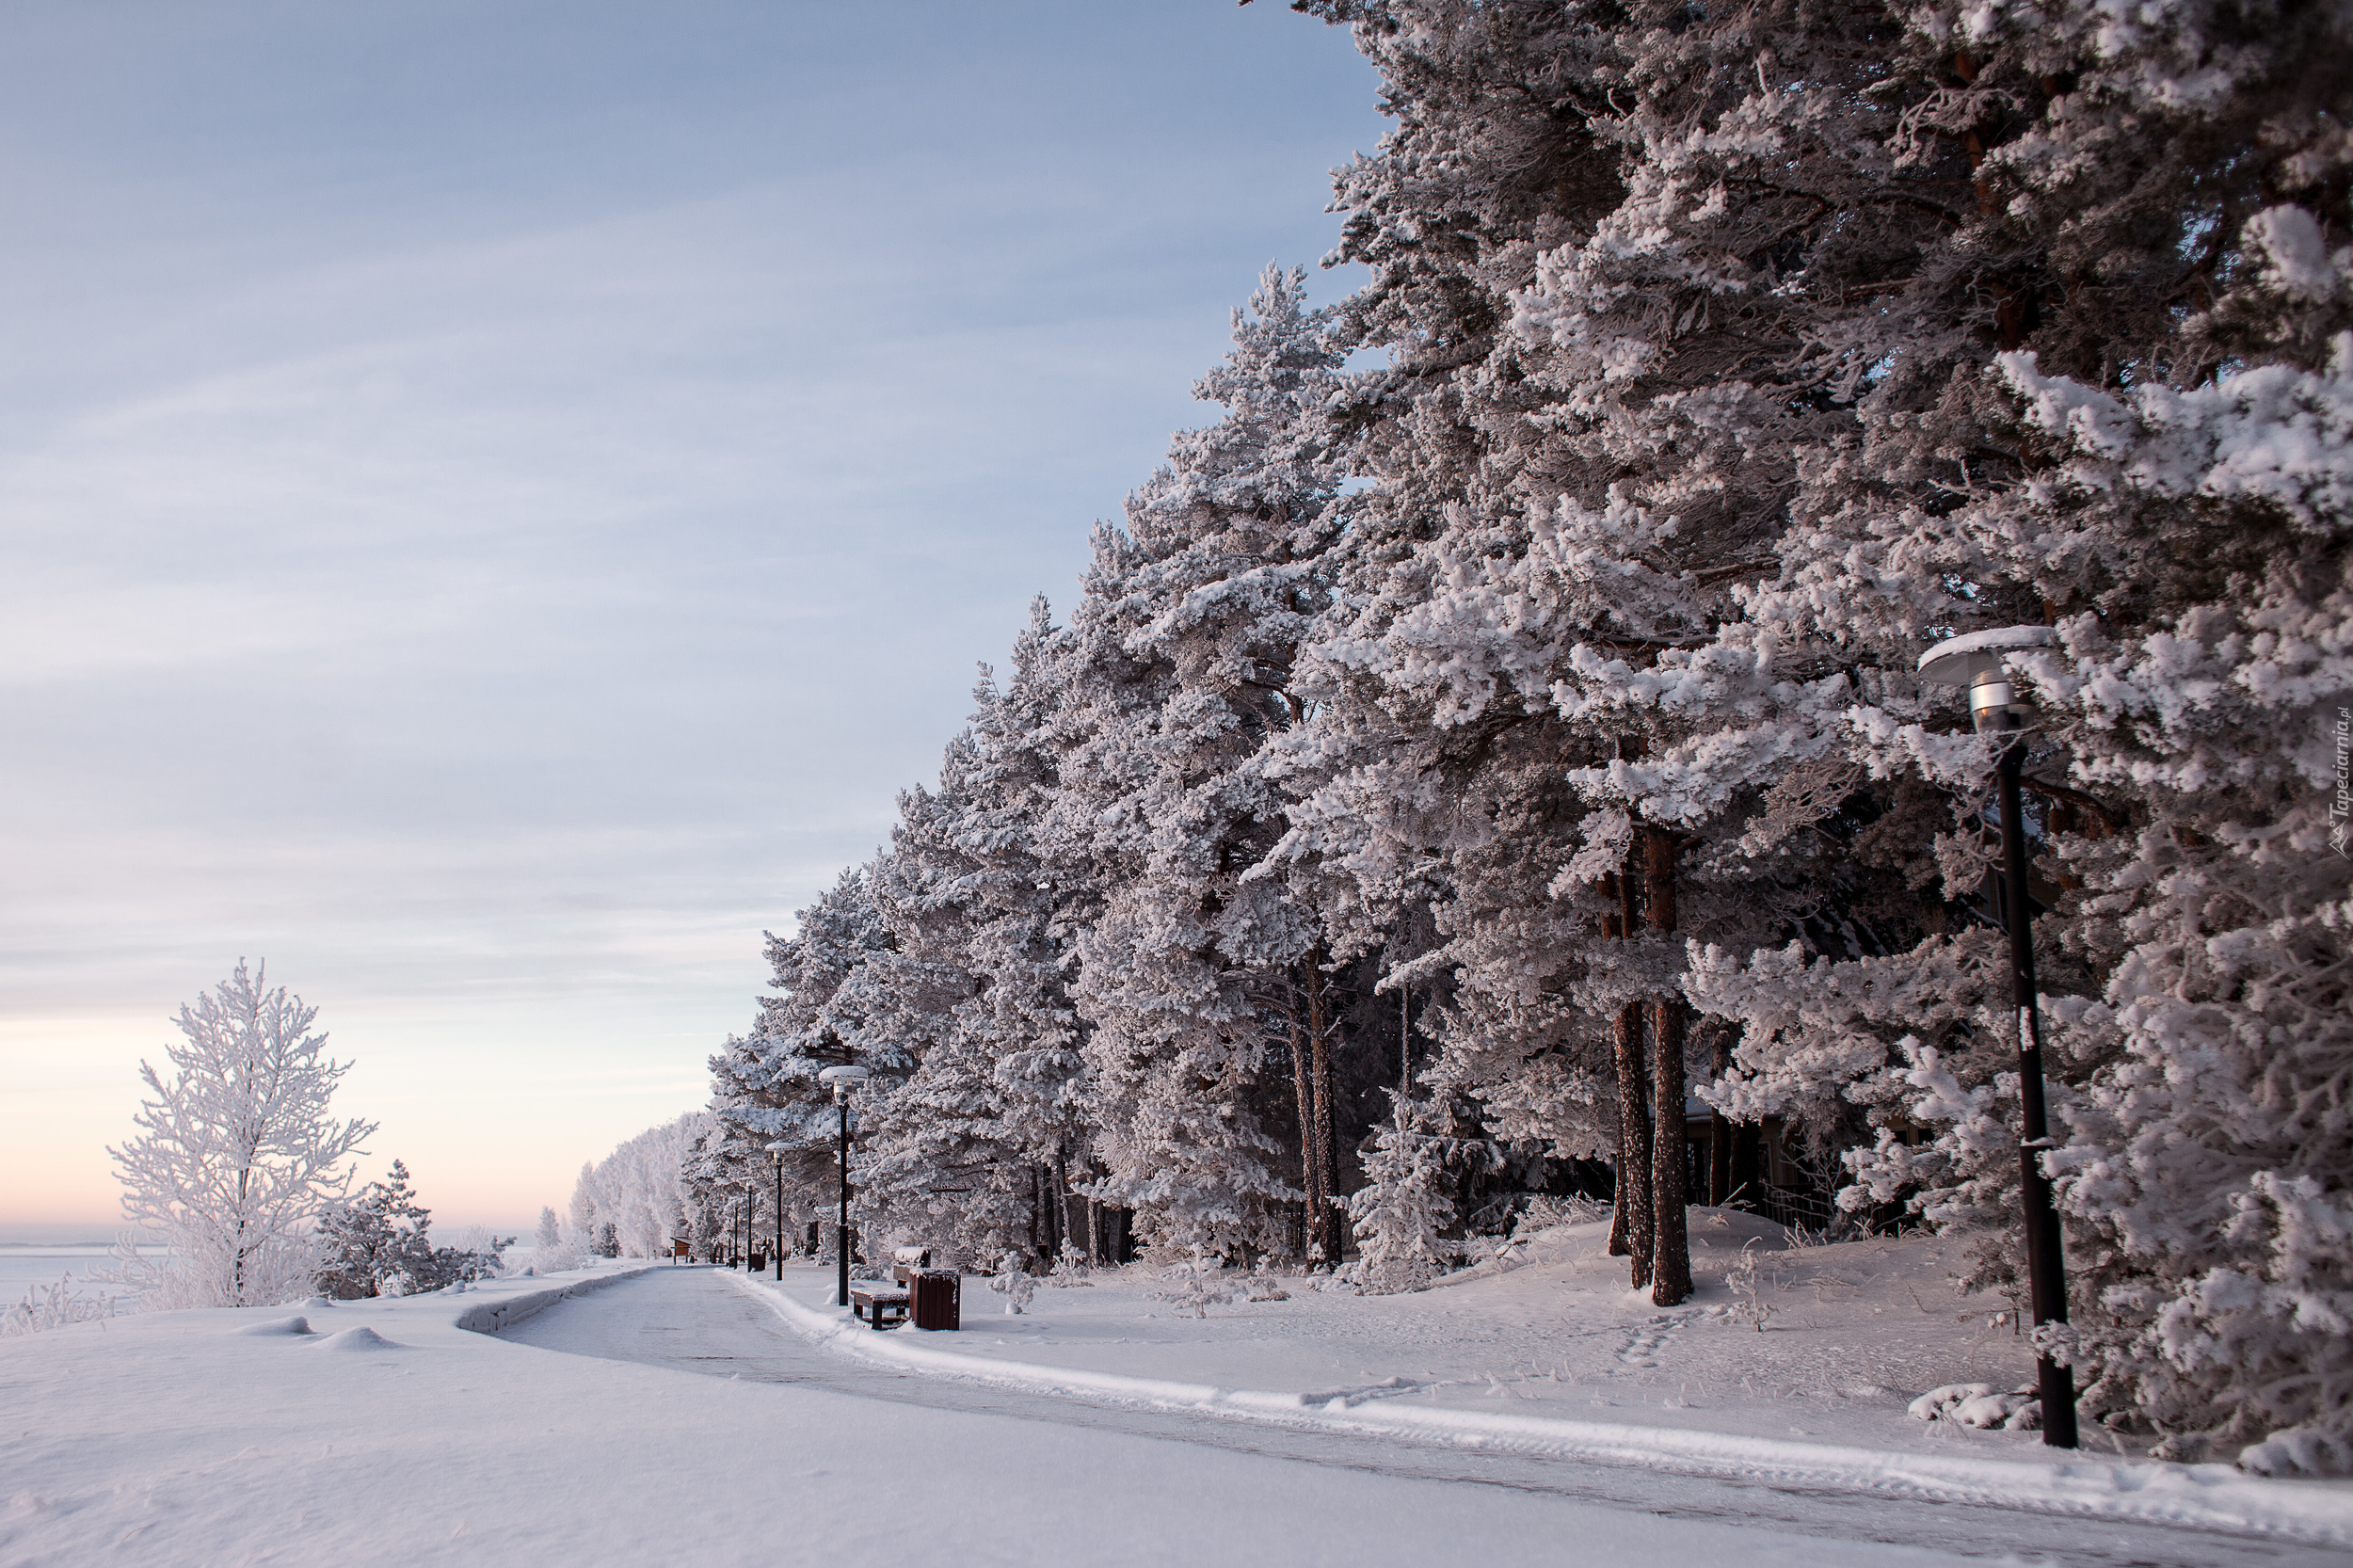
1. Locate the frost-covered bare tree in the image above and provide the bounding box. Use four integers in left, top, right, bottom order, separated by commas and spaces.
105, 961, 376, 1309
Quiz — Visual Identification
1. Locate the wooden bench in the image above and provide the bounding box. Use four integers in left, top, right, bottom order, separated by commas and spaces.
849, 1283, 910, 1330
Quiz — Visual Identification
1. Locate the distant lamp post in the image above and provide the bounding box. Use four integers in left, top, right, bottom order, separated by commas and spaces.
765, 1139, 792, 1281
816, 1065, 870, 1306
1919, 624, 2079, 1449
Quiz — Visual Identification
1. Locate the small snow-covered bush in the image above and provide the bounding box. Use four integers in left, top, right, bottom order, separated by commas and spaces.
1724, 1239, 1772, 1333
1513, 1194, 1611, 1236
986, 1253, 1037, 1315
2, 1273, 119, 1337
1152, 1257, 1236, 1319
1348, 1096, 1461, 1295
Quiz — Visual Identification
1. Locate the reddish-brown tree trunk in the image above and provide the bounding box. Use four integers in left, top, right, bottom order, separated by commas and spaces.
1603, 866, 1653, 1282
1643, 824, 1692, 1305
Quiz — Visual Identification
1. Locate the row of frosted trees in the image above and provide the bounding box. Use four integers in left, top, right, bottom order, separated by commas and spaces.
699, 0, 2351, 1474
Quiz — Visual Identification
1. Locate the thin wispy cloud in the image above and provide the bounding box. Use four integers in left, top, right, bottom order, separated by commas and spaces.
0, 0, 1384, 1228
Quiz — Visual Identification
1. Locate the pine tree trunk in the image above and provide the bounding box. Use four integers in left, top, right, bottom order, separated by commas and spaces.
1602, 868, 1653, 1276
1650, 995, 1692, 1304
1051, 1149, 1070, 1261
1707, 1028, 1735, 1206
1643, 824, 1692, 1306
1613, 1001, 1653, 1285
1291, 1007, 1327, 1261
1307, 959, 1342, 1263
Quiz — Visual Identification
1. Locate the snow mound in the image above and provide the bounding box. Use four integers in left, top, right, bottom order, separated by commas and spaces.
233, 1316, 313, 1336
316, 1325, 405, 1352
1909, 1383, 2041, 1431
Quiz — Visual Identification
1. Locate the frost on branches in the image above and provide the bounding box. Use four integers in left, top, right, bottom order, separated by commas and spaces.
104, 961, 376, 1310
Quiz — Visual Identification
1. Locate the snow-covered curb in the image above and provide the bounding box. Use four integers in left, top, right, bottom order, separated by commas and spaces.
720, 1271, 2353, 1549
452, 1263, 652, 1335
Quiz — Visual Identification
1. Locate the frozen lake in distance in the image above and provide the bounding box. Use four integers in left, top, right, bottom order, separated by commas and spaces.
0, 1243, 122, 1299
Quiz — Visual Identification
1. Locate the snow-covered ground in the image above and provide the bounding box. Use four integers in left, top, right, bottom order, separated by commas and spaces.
727, 1209, 2353, 1548
0, 1261, 1995, 1568
794, 1209, 2050, 1454
805, 1205, 2042, 1449
8, 1230, 2348, 1566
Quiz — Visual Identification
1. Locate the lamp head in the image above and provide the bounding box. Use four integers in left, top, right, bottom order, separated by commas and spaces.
816, 1064, 870, 1103
764, 1139, 792, 1158
1917, 625, 2055, 734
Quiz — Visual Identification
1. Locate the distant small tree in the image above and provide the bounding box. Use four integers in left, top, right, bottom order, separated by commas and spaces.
534, 1206, 562, 1252
598, 1222, 620, 1259
106, 961, 376, 1308
313, 1160, 509, 1299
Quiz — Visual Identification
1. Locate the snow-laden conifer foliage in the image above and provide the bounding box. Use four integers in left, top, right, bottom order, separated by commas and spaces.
312, 1160, 509, 1298
105, 961, 376, 1309
706, 0, 2351, 1471
1349, 1092, 1478, 1294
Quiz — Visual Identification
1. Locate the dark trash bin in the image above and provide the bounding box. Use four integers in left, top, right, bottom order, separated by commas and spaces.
911, 1270, 960, 1331
748, 1252, 766, 1272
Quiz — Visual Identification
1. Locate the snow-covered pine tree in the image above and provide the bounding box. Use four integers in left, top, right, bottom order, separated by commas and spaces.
961, 604, 1095, 1253
706, 867, 906, 1229
104, 961, 376, 1309
856, 736, 1040, 1263
1283, 0, 1918, 1303
312, 1160, 507, 1298
1348, 1092, 1467, 1294
567, 1160, 600, 1256
1688, 0, 2353, 1468
1043, 265, 1347, 1257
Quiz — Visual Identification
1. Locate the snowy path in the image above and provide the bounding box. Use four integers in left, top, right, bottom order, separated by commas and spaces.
502, 1267, 2326, 1566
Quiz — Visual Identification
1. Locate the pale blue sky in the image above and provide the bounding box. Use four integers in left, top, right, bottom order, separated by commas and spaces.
0, 1, 1385, 1232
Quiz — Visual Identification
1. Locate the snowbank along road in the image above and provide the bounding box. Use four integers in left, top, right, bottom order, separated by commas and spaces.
501, 1267, 2335, 1567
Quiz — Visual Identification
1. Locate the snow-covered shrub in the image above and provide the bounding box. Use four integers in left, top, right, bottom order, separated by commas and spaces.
2, 1274, 119, 1337
1909, 1384, 2041, 1433
986, 1253, 1036, 1316
1151, 1257, 1237, 1320
1724, 1240, 1772, 1334
1348, 1097, 1459, 1295
1243, 1273, 1290, 1302
312, 1161, 509, 1300
1513, 1193, 1611, 1236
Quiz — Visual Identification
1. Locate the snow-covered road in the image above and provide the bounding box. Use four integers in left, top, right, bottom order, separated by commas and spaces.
503, 1267, 2326, 1566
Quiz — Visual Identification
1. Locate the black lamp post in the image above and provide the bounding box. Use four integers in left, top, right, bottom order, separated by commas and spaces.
817, 1065, 868, 1306
1920, 624, 2080, 1449
765, 1139, 791, 1280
